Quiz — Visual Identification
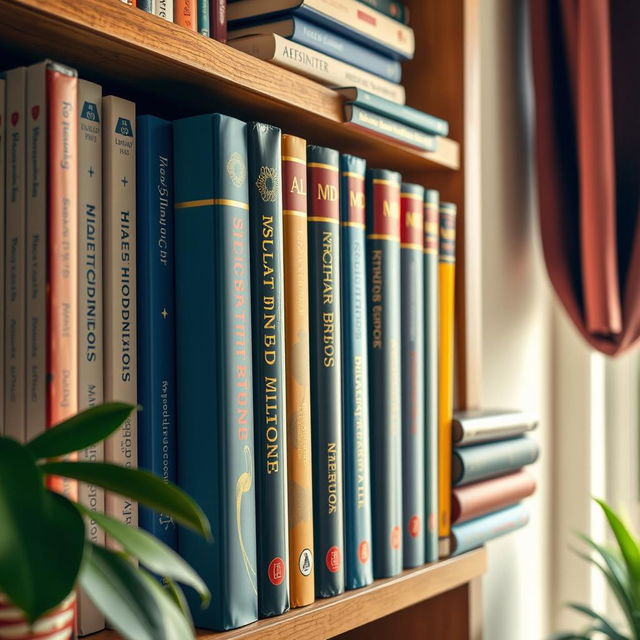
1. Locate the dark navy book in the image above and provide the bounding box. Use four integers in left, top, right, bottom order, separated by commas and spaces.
340, 154, 373, 589
136, 115, 177, 550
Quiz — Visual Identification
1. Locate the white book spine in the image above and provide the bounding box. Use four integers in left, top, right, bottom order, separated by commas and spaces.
77, 79, 106, 636
102, 96, 137, 538
0, 77, 5, 435
25, 62, 48, 442
4, 67, 27, 443
155, 0, 173, 21
231, 35, 406, 104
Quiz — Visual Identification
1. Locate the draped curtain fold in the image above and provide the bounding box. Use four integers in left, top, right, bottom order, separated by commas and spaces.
529, 0, 640, 355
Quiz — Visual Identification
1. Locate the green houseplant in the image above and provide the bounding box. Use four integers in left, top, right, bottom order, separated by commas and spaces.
0, 402, 211, 640
552, 499, 640, 640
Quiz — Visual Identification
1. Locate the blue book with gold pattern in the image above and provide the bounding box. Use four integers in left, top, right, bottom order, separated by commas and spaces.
174, 113, 258, 631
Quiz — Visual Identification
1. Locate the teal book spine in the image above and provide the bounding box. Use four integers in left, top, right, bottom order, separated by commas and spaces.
356, 0, 408, 24
174, 113, 258, 631
400, 183, 425, 568
423, 188, 439, 563
248, 122, 289, 617
198, 0, 211, 36
307, 145, 345, 597
366, 168, 403, 578
340, 154, 373, 590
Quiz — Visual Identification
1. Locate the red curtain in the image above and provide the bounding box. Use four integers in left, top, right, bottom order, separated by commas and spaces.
529, 0, 640, 355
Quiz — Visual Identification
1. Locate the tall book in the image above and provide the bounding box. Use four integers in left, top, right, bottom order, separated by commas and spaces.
422, 188, 439, 563
175, 0, 197, 30
399, 183, 424, 568
248, 122, 289, 617
281, 134, 315, 608
0, 75, 5, 434
136, 116, 177, 549
77, 78, 106, 636
307, 145, 344, 598
366, 168, 402, 578
211, 0, 227, 42
339, 154, 373, 590
155, 0, 173, 20
437, 201, 456, 557
4, 66, 27, 443
103, 96, 138, 533
198, 0, 210, 35
25, 62, 48, 442
174, 113, 258, 630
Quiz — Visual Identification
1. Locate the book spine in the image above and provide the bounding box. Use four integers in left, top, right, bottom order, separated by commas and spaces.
174, 0, 197, 30
76, 78, 106, 637
230, 35, 405, 105
356, 0, 408, 24
366, 168, 402, 578
437, 201, 456, 556
102, 96, 138, 534
25, 62, 47, 443
340, 154, 373, 590
452, 410, 539, 446
422, 188, 439, 563
345, 106, 436, 151
4, 67, 27, 443
281, 135, 315, 608
307, 145, 344, 598
198, 0, 210, 36
451, 504, 530, 556
155, 0, 174, 20
248, 122, 289, 617
136, 116, 177, 549
400, 183, 424, 568
137, 0, 154, 11
0, 77, 5, 435
175, 114, 257, 631
211, 0, 227, 42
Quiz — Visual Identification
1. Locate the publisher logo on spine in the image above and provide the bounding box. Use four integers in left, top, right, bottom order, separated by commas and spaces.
409, 515, 421, 539
115, 117, 133, 137
358, 540, 370, 565
391, 525, 401, 550
299, 548, 313, 577
81, 101, 100, 122
268, 557, 285, 586
325, 546, 341, 573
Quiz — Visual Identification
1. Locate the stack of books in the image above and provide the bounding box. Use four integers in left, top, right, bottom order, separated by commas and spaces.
449, 410, 539, 556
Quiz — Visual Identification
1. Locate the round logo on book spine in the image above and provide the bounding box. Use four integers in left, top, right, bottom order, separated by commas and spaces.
299, 548, 313, 577
391, 526, 401, 550
326, 546, 341, 573
268, 557, 285, 586
409, 515, 421, 539
358, 540, 370, 565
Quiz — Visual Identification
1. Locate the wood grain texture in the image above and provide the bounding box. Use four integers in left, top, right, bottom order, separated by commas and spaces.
0, 0, 458, 172
94, 549, 486, 640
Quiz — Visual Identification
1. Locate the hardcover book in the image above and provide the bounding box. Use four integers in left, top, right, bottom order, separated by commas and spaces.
198, 0, 210, 35
155, 0, 173, 20
281, 134, 315, 608
174, 113, 258, 630
0, 75, 5, 434
175, 0, 198, 30
399, 183, 424, 568
136, 115, 177, 549
230, 35, 405, 104
248, 122, 289, 617
366, 168, 402, 578
4, 66, 27, 443
452, 409, 539, 446
211, 0, 227, 41
137, 0, 154, 11
357, 0, 408, 24
340, 154, 373, 590
422, 188, 439, 563
307, 145, 345, 598
77, 78, 106, 636
452, 437, 540, 487
103, 96, 138, 533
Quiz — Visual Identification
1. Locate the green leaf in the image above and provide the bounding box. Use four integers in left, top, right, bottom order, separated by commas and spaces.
0, 439, 85, 622
163, 577, 194, 628
76, 504, 209, 605
567, 603, 628, 640
548, 634, 591, 640
27, 403, 135, 459
39, 462, 210, 539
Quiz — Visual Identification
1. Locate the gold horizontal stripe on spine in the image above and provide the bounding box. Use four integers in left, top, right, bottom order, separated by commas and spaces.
342, 221, 366, 228
424, 248, 438, 255
425, 203, 438, 210
308, 216, 339, 224
175, 198, 249, 210
372, 178, 400, 187
308, 162, 338, 172
283, 209, 307, 217
401, 192, 423, 200
342, 171, 365, 179
368, 233, 400, 241
401, 242, 423, 250
282, 155, 306, 165
439, 256, 456, 263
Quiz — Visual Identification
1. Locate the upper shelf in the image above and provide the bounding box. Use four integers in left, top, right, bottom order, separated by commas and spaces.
0, 0, 459, 172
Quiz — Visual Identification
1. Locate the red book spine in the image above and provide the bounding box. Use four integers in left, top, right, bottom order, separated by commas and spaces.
211, 0, 227, 43
175, 0, 197, 31
47, 64, 79, 500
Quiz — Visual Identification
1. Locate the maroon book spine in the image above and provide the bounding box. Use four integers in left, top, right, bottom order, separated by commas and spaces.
211, 0, 227, 43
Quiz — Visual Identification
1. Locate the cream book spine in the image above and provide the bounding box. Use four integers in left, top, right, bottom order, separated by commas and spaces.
0, 76, 5, 435
155, 0, 173, 21
102, 95, 138, 537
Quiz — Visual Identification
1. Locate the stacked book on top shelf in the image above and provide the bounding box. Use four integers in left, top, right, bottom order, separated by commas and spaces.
226, 0, 449, 152
449, 410, 539, 556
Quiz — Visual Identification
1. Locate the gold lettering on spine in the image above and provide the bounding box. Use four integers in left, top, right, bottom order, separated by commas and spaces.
371, 248, 383, 349
327, 442, 338, 514
321, 230, 336, 367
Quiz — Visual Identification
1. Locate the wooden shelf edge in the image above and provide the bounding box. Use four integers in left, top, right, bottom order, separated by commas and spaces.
2, 0, 459, 172
95, 548, 486, 640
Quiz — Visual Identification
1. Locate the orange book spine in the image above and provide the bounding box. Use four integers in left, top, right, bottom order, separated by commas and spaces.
282, 135, 315, 607
174, 0, 197, 30
47, 63, 79, 500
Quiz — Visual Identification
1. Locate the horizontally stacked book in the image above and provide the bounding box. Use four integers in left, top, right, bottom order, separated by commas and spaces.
450, 410, 539, 555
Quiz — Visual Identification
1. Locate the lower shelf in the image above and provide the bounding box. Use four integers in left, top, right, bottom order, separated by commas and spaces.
96, 547, 486, 640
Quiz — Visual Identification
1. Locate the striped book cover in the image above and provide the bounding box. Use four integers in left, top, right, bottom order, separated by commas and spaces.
281, 134, 315, 608
340, 154, 373, 590
0, 75, 5, 435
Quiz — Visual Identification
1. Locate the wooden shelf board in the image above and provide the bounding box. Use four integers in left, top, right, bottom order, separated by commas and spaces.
1, 0, 458, 172
95, 548, 485, 640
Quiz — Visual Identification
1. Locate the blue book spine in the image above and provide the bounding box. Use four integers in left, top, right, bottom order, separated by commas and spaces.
136, 116, 177, 550
174, 113, 258, 631
290, 18, 401, 83
451, 504, 530, 556
198, 0, 211, 36
453, 437, 540, 487
137, 0, 154, 11
340, 154, 373, 590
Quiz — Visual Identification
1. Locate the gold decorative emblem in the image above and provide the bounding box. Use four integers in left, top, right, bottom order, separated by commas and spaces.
227, 152, 246, 187
256, 166, 279, 203
236, 445, 257, 595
